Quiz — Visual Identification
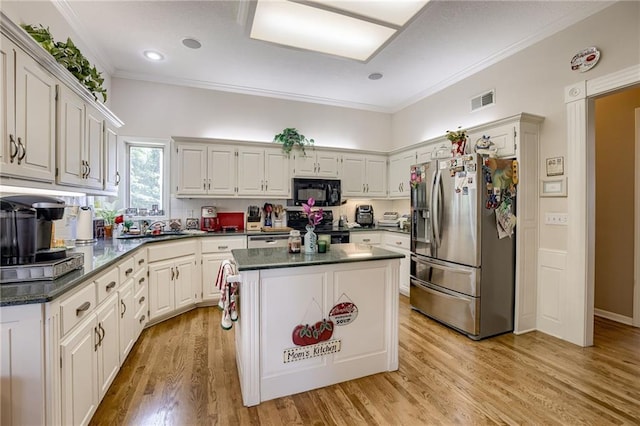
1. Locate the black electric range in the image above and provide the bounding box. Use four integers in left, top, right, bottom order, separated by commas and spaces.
286, 210, 349, 243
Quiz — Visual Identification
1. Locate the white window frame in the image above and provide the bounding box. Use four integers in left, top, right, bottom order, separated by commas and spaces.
119, 137, 171, 217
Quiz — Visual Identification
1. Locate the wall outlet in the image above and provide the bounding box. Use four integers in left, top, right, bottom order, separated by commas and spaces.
545, 212, 568, 225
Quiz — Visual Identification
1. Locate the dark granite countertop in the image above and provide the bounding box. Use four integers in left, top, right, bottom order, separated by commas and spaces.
0, 232, 246, 307
231, 243, 404, 271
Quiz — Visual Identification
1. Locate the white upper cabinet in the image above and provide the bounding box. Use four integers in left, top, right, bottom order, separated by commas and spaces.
341, 153, 387, 197
103, 125, 119, 193
237, 147, 290, 197
1, 35, 55, 183
467, 123, 517, 158
174, 142, 237, 197
291, 150, 339, 178
388, 150, 416, 198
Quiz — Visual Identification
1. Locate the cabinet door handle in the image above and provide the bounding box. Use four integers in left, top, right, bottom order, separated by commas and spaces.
94, 326, 100, 351
138, 259, 145, 265
362, 183, 365, 192
171, 267, 175, 280
16, 137, 26, 164
115, 171, 121, 185
203, 180, 207, 190
125, 267, 133, 276
138, 277, 145, 285
9, 134, 18, 163
86, 162, 91, 178
139, 296, 146, 304
98, 322, 105, 346
363, 238, 371, 242
265, 181, 268, 191
106, 281, 116, 291
121, 299, 127, 318
175, 267, 180, 279
208, 178, 211, 190
367, 184, 369, 192
261, 180, 264, 191
76, 301, 91, 316
139, 315, 146, 324
395, 241, 402, 245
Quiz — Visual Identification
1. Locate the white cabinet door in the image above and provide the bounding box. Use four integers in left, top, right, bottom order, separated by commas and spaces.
61, 315, 98, 426
175, 255, 197, 309
365, 155, 387, 197
95, 293, 120, 400
118, 279, 136, 363
104, 125, 119, 192
175, 143, 208, 195
208, 145, 237, 195
341, 155, 366, 196
148, 258, 175, 320
56, 86, 85, 186
5, 44, 56, 182
85, 106, 104, 189
0, 36, 15, 172
316, 151, 339, 178
264, 147, 290, 197
202, 253, 223, 301
469, 123, 516, 158
291, 152, 316, 176
237, 148, 265, 196
383, 233, 411, 296
388, 151, 415, 198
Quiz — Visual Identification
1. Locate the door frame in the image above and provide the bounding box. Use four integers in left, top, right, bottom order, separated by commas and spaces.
634, 108, 640, 327
564, 64, 640, 346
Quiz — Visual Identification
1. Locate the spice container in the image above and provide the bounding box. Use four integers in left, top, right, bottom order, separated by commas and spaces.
288, 230, 301, 253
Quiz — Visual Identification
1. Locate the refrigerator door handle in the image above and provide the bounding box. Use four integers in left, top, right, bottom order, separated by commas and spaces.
432, 168, 442, 248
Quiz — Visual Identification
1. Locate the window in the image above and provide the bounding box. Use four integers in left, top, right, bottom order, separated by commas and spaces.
124, 138, 170, 214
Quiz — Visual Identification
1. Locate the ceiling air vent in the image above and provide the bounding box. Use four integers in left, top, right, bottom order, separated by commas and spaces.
471, 90, 495, 111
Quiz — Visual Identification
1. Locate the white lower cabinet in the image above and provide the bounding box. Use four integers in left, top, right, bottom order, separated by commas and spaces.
201, 236, 246, 302
148, 240, 200, 321
350, 231, 382, 245
60, 292, 119, 426
383, 233, 411, 296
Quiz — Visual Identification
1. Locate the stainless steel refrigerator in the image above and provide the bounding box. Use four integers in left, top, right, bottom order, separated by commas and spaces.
410, 154, 515, 340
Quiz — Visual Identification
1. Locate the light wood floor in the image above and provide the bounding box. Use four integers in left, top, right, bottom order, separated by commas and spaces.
90, 296, 640, 425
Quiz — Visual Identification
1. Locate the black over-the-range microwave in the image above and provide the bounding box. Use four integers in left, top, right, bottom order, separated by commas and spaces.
291, 178, 341, 206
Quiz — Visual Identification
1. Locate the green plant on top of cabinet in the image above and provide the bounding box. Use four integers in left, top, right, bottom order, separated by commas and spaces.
341, 153, 387, 197
0, 34, 56, 183
388, 150, 416, 198
237, 146, 290, 197
291, 149, 340, 178
174, 142, 237, 197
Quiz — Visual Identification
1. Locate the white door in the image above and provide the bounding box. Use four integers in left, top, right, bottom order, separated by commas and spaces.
60, 316, 98, 426
85, 107, 104, 189
264, 148, 290, 197
208, 145, 237, 195
175, 255, 197, 309
11, 48, 56, 182
56, 86, 85, 186
341, 155, 366, 196
316, 152, 339, 178
365, 156, 387, 197
96, 293, 120, 400
237, 148, 265, 195
148, 259, 175, 319
104, 126, 119, 192
176, 143, 208, 195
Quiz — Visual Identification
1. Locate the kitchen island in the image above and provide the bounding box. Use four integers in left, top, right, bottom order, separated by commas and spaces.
231, 243, 403, 406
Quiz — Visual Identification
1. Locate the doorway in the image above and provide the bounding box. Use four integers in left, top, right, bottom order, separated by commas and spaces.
593, 89, 640, 326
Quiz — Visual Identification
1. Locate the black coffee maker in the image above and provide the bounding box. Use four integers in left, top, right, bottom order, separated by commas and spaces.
0, 195, 66, 264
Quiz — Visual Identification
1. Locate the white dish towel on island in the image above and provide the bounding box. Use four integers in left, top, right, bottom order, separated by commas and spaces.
215, 259, 239, 330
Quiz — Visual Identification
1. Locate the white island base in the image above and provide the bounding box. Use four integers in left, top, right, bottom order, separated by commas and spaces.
233, 254, 400, 406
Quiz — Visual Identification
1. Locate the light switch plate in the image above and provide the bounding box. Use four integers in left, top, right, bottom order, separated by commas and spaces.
545, 212, 568, 225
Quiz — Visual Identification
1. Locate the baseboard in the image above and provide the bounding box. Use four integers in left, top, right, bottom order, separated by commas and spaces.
594, 308, 633, 325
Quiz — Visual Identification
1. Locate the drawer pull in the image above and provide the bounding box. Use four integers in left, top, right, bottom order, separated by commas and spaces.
98, 322, 105, 346
139, 296, 145, 304
138, 259, 145, 265
363, 238, 370, 242
138, 277, 145, 284
106, 281, 116, 291
176, 267, 180, 279
139, 315, 146, 323
76, 301, 91, 316
171, 267, 175, 280
94, 326, 100, 351
125, 267, 133, 276
395, 241, 402, 245
121, 299, 127, 318
218, 245, 228, 250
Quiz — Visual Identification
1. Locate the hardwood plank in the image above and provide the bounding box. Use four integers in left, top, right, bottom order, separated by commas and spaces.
90, 297, 640, 425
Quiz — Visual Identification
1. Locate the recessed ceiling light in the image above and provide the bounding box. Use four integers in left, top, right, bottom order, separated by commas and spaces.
182, 38, 202, 49
368, 72, 383, 80
143, 50, 164, 61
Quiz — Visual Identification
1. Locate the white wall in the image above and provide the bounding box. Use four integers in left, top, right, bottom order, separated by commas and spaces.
111, 79, 392, 152
391, 1, 640, 251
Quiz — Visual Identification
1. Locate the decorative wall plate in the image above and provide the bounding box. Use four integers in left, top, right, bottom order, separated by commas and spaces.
570, 47, 600, 72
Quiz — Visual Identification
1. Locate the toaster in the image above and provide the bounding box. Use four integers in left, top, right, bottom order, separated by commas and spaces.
355, 205, 374, 227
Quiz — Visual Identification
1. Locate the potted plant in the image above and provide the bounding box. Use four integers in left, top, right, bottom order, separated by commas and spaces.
274, 128, 314, 155
21, 24, 107, 102
95, 201, 121, 237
